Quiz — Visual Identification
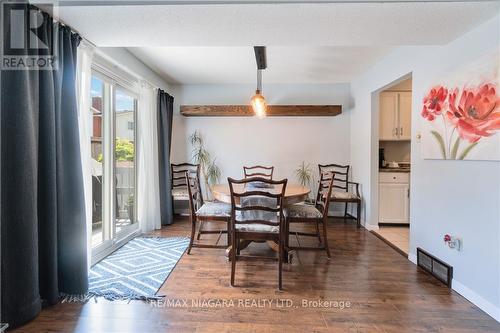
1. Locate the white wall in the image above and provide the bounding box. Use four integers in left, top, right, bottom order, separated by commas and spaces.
350, 15, 500, 320
171, 83, 351, 206
96, 47, 171, 91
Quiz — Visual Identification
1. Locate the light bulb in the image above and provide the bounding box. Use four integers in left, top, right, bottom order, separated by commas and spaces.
251, 90, 267, 118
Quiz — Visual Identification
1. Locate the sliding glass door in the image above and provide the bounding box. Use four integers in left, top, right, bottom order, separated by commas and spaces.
90, 70, 139, 263
114, 89, 137, 235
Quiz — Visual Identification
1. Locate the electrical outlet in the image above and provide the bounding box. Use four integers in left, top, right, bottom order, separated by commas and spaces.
444, 234, 462, 251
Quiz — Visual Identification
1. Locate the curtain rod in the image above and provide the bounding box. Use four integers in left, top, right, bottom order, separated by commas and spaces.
34, 3, 98, 48
34, 4, 165, 92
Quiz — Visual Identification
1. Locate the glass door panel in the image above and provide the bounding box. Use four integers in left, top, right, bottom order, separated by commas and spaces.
90, 76, 105, 247
114, 89, 137, 235
90, 71, 139, 264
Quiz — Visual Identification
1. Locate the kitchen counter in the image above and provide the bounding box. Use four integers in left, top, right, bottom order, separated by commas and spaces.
379, 168, 410, 173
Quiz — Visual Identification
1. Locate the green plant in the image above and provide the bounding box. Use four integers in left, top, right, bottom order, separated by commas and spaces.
126, 194, 134, 206
115, 138, 134, 161
295, 161, 314, 201
206, 158, 221, 185
189, 130, 221, 200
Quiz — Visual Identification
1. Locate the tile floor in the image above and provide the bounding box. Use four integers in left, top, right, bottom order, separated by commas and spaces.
374, 226, 409, 255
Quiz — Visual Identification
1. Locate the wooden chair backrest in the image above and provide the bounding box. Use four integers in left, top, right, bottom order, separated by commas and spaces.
318, 164, 349, 192
243, 165, 274, 180
185, 170, 203, 218
228, 177, 287, 229
315, 172, 335, 219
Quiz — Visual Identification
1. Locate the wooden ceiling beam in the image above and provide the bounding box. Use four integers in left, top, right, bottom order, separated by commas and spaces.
180, 105, 342, 117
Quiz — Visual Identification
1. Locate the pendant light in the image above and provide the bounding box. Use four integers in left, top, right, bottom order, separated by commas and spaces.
251, 46, 267, 118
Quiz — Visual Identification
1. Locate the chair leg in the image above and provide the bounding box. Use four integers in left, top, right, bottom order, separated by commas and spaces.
226, 221, 231, 247
278, 236, 283, 291
283, 218, 289, 263
356, 202, 361, 228
187, 217, 196, 255
196, 221, 205, 240
322, 218, 331, 259
344, 202, 348, 222
315, 220, 322, 244
230, 232, 237, 287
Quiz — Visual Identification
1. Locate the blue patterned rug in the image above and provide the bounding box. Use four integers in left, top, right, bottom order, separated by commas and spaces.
88, 237, 189, 301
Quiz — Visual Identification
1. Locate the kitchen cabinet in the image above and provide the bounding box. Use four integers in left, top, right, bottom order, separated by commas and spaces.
379, 172, 410, 224
379, 91, 412, 141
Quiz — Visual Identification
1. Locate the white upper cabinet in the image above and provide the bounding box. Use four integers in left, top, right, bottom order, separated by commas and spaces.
379, 91, 412, 141
379, 92, 398, 140
398, 91, 412, 140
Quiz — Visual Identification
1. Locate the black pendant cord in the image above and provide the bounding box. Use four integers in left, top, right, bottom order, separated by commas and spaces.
256, 69, 263, 93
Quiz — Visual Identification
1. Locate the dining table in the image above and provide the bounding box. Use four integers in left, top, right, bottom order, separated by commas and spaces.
211, 183, 311, 257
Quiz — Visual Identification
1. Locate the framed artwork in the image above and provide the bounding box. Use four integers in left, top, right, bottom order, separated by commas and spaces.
420, 52, 499, 161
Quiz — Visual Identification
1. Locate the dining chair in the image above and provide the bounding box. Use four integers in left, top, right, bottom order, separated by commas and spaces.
228, 176, 287, 290
284, 172, 334, 258
185, 171, 231, 254
171, 163, 201, 212
243, 165, 274, 179
318, 164, 361, 228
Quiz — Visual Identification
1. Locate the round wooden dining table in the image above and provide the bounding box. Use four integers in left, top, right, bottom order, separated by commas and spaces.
211, 183, 310, 257
211, 183, 311, 206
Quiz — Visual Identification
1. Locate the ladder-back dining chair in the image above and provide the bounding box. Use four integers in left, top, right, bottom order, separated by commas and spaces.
284, 172, 335, 258
185, 171, 231, 254
243, 165, 274, 180
171, 163, 201, 213
228, 176, 287, 290
318, 164, 361, 228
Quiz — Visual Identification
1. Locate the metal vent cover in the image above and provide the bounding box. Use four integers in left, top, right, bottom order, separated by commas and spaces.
417, 248, 453, 288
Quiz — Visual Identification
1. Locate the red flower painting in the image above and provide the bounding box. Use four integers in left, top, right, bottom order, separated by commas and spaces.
421, 86, 448, 121
446, 84, 500, 143
421, 82, 500, 159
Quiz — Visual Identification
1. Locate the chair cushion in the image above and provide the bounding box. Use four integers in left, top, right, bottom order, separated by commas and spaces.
284, 204, 323, 219
172, 187, 189, 200
235, 223, 279, 233
196, 202, 231, 218
331, 191, 359, 200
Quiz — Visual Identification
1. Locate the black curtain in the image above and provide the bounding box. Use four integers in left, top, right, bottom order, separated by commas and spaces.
1, 6, 87, 328
157, 89, 174, 225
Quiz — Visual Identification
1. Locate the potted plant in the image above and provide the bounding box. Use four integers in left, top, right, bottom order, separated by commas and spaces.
295, 161, 315, 203
189, 130, 221, 200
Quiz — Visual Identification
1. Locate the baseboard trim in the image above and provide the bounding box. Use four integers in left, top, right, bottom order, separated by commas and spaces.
408, 252, 498, 322
363, 224, 379, 231
452, 280, 500, 322
408, 252, 417, 264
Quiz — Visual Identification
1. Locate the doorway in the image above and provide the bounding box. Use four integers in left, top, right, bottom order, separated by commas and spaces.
372, 76, 412, 256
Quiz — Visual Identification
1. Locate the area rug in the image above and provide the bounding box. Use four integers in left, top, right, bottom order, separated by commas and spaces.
87, 237, 189, 301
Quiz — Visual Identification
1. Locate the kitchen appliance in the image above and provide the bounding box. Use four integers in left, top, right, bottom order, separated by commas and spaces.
379, 148, 386, 168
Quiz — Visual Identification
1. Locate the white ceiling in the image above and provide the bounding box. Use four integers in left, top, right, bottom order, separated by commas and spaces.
128, 46, 391, 84
56, 2, 499, 84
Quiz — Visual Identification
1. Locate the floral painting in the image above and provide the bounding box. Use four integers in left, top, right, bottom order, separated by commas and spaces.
421, 52, 500, 160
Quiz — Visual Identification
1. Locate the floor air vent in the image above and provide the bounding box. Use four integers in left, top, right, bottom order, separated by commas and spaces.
417, 248, 453, 288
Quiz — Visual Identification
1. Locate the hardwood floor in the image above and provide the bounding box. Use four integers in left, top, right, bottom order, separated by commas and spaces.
13, 217, 500, 332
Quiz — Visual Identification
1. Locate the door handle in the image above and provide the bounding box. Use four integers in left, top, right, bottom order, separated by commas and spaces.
400, 127, 403, 136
